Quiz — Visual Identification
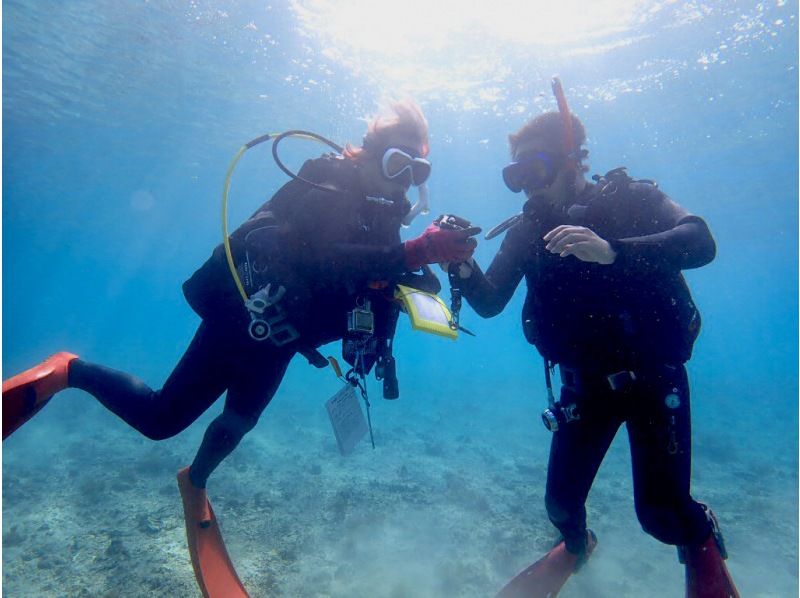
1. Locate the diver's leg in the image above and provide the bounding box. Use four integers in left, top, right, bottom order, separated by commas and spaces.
627, 364, 709, 546
497, 381, 616, 597
188, 349, 294, 488
68, 322, 232, 440
627, 363, 739, 595
175, 344, 279, 598
545, 383, 620, 554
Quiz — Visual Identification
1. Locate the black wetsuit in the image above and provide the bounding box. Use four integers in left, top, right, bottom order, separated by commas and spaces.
68, 156, 427, 487
461, 171, 716, 552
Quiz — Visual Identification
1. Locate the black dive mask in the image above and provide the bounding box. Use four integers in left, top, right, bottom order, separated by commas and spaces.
502, 150, 561, 193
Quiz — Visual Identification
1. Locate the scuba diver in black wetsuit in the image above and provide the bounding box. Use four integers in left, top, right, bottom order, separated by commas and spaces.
3, 100, 479, 597
457, 80, 739, 598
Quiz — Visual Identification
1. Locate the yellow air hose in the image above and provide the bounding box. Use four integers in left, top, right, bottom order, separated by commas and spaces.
222, 144, 252, 303
221, 131, 336, 303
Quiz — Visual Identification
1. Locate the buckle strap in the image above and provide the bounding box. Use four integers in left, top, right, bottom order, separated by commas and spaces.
607, 370, 637, 391
300, 348, 328, 369
560, 365, 637, 391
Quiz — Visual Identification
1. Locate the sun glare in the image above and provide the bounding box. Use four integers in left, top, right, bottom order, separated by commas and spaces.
291, 0, 653, 97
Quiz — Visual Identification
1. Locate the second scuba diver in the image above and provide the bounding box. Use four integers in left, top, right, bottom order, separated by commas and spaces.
452, 79, 740, 597
3, 99, 479, 596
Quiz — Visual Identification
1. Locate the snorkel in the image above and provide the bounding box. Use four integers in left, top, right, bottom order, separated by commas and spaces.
551, 75, 578, 171
407, 139, 432, 225
402, 183, 429, 226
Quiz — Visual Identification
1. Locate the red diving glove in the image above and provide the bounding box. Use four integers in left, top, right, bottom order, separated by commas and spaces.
404, 223, 479, 270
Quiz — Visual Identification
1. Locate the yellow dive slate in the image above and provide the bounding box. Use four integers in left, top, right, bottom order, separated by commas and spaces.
394, 284, 457, 340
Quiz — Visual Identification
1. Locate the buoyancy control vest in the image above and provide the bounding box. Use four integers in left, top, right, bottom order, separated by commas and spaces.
182, 154, 412, 349
520, 167, 702, 368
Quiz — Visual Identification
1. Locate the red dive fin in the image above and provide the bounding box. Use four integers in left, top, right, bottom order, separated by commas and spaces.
497, 531, 597, 598
684, 534, 740, 598
2, 352, 78, 440
177, 467, 250, 598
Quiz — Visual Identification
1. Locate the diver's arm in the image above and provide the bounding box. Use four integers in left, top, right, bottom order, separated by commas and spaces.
459, 226, 527, 318
610, 218, 716, 271
322, 226, 477, 286
283, 233, 410, 286
283, 190, 474, 286
274, 188, 410, 285
323, 242, 411, 283
609, 193, 716, 271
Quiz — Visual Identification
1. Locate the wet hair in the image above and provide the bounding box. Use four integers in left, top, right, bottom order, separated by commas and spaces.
509, 111, 586, 161
344, 99, 430, 161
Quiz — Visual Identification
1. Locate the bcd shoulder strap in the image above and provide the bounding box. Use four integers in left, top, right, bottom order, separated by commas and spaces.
568, 166, 659, 224
591, 166, 658, 197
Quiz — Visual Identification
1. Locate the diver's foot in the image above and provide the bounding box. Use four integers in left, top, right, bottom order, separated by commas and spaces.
2, 351, 79, 440
177, 467, 213, 528
574, 529, 598, 571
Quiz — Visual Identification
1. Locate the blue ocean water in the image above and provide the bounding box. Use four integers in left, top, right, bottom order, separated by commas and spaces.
3, 1, 797, 596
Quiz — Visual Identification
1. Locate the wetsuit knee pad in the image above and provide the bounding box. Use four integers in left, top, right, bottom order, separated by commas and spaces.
209, 411, 258, 445
636, 502, 700, 545
545, 493, 578, 526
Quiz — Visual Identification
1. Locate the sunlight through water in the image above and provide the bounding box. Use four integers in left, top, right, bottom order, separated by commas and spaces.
291, 0, 653, 94
288, 0, 793, 114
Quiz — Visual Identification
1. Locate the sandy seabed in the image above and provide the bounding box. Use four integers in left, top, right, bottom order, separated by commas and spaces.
3, 380, 797, 598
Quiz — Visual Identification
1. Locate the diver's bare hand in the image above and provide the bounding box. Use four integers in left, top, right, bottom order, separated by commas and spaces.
543, 225, 617, 265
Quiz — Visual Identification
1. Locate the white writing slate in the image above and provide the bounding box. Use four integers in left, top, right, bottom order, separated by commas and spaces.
325, 384, 368, 456
407, 289, 450, 326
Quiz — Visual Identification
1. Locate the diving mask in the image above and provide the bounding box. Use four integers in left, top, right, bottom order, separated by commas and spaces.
381, 147, 432, 187
502, 150, 561, 193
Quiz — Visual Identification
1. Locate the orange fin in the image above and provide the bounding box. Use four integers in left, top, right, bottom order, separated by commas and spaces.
497, 532, 596, 598
177, 467, 250, 598
2, 352, 78, 440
